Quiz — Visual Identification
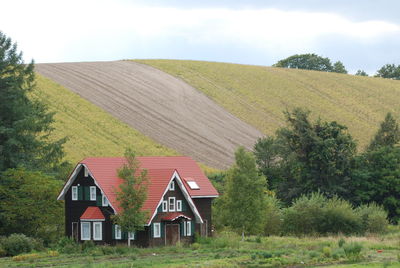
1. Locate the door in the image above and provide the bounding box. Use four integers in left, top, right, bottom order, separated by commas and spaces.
165, 224, 179, 245
72, 222, 78, 241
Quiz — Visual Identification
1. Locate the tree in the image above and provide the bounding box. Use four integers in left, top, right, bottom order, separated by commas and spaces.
355, 70, 368, 76
0, 168, 64, 244
273, 53, 333, 72
274, 108, 357, 203
219, 147, 266, 239
332, 61, 348, 74
113, 148, 149, 245
375, 64, 400, 80
0, 31, 67, 174
368, 112, 400, 151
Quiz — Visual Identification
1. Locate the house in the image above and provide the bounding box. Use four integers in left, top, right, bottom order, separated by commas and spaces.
57, 156, 219, 247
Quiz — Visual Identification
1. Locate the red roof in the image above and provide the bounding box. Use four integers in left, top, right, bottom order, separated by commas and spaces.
162, 212, 192, 221
80, 206, 105, 220
78, 156, 218, 224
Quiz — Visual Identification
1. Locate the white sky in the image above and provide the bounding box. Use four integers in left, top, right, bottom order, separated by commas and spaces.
1, 0, 400, 74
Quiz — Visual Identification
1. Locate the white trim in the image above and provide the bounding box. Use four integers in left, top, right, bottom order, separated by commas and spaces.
79, 219, 105, 222
187, 181, 200, 190
162, 201, 168, 212
186, 221, 192, 236
169, 181, 175, 191
183, 220, 187, 236
115, 225, 122, 240
57, 164, 117, 214
93, 222, 102, 241
192, 195, 219, 198
90, 186, 96, 201
153, 223, 161, 238
146, 170, 203, 225
71, 186, 78, 201
166, 214, 191, 222
81, 222, 91, 241
176, 200, 182, 212
168, 197, 176, 212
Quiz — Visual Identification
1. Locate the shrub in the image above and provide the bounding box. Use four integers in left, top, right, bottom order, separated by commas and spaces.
322, 247, 332, 258
338, 238, 346, 248
57, 237, 80, 254
82, 240, 95, 253
1, 234, 34, 256
100, 245, 117, 255
264, 195, 283, 236
356, 203, 389, 234
0, 247, 6, 257
343, 242, 363, 261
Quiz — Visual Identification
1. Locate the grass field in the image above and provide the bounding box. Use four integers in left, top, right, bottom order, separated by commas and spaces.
32, 74, 179, 165
135, 60, 400, 150
1, 229, 400, 267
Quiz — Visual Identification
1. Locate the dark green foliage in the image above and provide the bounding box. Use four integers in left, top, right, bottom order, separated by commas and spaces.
356, 203, 388, 234
0, 168, 64, 244
375, 64, 400, 80
113, 148, 149, 234
0, 234, 39, 256
355, 70, 368, 76
253, 136, 281, 188
368, 112, 400, 151
207, 172, 227, 194
0, 32, 67, 174
57, 237, 81, 254
274, 53, 333, 72
217, 147, 267, 237
333, 61, 348, 74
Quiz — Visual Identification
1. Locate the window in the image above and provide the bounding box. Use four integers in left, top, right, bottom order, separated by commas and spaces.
93, 222, 102, 240
115, 225, 121, 240
162, 201, 168, 212
81, 222, 91, 240
84, 167, 89, 177
153, 223, 161, 238
168, 197, 175, 212
183, 220, 187, 236
169, 181, 175, 191
128, 232, 135, 240
102, 195, 108, 207
72, 186, 78, 201
176, 200, 182, 212
90, 186, 96, 201
186, 221, 192, 236
187, 181, 200, 190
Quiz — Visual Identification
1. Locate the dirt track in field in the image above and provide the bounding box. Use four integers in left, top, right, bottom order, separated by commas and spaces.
35, 61, 262, 169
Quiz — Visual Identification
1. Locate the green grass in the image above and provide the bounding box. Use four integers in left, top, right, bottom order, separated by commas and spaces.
32, 74, 179, 164
135, 59, 400, 150
2, 229, 400, 267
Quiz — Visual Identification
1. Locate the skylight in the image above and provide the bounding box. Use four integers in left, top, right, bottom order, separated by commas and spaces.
187, 181, 200, 190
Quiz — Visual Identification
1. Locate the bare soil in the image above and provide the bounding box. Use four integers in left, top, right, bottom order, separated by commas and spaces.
36, 61, 262, 169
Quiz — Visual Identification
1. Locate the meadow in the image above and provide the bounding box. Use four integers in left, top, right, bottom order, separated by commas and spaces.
136, 59, 400, 150
1, 228, 400, 268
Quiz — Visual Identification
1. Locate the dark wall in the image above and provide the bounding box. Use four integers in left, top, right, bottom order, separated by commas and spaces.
193, 198, 214, 236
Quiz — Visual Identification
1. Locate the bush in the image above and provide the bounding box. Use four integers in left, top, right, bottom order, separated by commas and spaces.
1, 234, 35, 256
57, 237, 80, 254
264, 195, 283, 236
343, 242, 363, 261
356, 203, 389, 234
82, 240, 95, 253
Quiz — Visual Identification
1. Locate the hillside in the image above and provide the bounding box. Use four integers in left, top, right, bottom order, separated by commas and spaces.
32, 74, 179, 166
35, 61, 262, 170
135, 60, 400, 150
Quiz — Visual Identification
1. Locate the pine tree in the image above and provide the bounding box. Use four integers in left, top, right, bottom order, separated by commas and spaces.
221, 147, 266, 239
113, 148, 149, 245
0, 31, 66, 173
368, 112, 400, 151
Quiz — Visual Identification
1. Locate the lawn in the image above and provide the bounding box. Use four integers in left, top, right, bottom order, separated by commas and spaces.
135, 59, 400, 150
2, 229, 399, 267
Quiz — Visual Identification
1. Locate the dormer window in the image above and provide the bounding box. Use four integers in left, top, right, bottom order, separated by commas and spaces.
90, 186, 96, 201
169, 181, 175, 191
187, 181, 200, 190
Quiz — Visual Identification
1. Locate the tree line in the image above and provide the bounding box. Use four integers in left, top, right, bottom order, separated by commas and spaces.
274, 53, 400, 79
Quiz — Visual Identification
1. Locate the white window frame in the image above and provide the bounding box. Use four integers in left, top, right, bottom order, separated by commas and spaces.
102, 195, 108, 207
84, 167, 89, 177
169, 181, 175, 191
90, 186, 96, 201
153, 223, 161, 238
115, 225, 122, 240
186, 221, 191, 236
162, 200, 168, 212
128, 232, 135, 240
81, 222, 91, 240
187, 181, 200, 190
71, 186, 78, 201
93, 222, 102, 241
183, 220, 187, 236
168, 197, 175, 212
176, 200, 182, 212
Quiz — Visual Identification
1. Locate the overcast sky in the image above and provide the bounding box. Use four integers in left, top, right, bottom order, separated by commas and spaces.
1, 0, 400, 74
